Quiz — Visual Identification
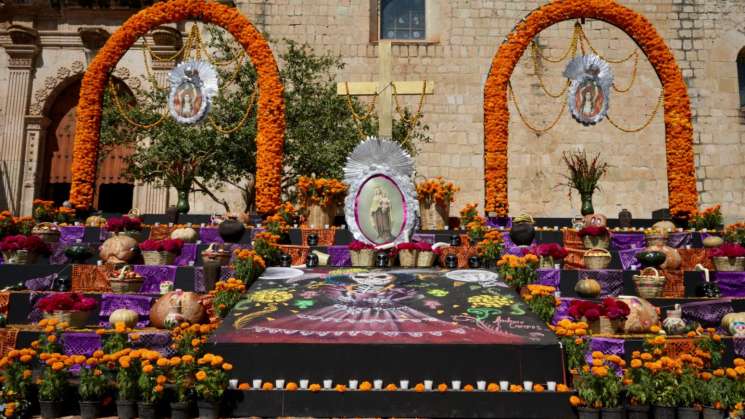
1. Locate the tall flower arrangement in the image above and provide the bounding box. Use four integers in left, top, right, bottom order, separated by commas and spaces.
296, 176, 347, 208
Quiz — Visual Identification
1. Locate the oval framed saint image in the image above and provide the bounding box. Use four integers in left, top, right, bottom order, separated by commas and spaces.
354, 174, 407, 246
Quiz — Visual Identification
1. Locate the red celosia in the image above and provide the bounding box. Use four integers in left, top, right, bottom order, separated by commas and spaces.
37, 292, 97, 313
578, 226, 609, 238
709, 243, 745, 258
349, 240, 374, 251
0, 234, 50, 255
139, 239, 184, 253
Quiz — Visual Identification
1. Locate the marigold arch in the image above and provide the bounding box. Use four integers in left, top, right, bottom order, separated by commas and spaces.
484, 0, 697, 218
69, 0, 284, 213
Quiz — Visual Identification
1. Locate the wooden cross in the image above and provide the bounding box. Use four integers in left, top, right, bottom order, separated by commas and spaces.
337, 40, 434, 139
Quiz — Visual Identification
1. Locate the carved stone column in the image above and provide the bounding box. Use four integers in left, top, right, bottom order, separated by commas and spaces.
131, 26, 182, 214
1, 25, 40, 214
19, 115, 50, 215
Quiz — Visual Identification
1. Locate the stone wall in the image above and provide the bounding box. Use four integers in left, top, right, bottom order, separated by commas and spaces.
1, 0, 744, 221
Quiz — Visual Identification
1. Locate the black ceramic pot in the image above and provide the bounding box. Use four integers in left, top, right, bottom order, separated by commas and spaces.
626, 405, 650, 419
696, 282, 721, 298
375, 252, 389, 268
601, 407, 625, 419
306, 253, 319, 268
702, 407, 724, 419
618, 208, 633, 228
653, 405, 676, 419
115, 400, 137, 419
137, 402, 157, 419
509, 222, 535, 246
39, 400, 63, 419
468, 256, 481, 268
218, 219, 245, 243
635, 251, 667, 268
577, 407, 600, 419
79, 401, 99, 419
677, 407, 699, 419
445, 254, 458, 269
449, 235, 462, 247
64, 244, 92, 264
307, 233, 319, 247
279, 253, 292, 267
197, 401, 220, 419
165, 206, 180, 224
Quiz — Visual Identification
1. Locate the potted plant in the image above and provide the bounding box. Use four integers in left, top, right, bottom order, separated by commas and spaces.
521, 284, 557, 323
211, 278, 247, 318
415, 241, 437, 267
533, 243, 568, 269
115, 351, 140, 419
574, 352, 624, 419
692, 204, 723, 231
168, 353, 197, 419
496, 254, 539, 290
709, 243, 745, 272
568, 298, 629, 335
459, 203, 479, 230
232, 249, 266, 287
349, 240, 375, 267
194, 354, 232, 419
0, 348, 36, 419
465, 216, 487, 245
105, 215, 144, 240
0, 234, 50, 264
296, 176, 347, 228
37, 353, 70, 418
578, 226, 611, 250
78, 360, 108, 419
0, 210, 18, 239
138, 360, 167, 419
396, 242, 419, 267
625, 355, 654, 419
37, 292, 97, 328
698, 370, 733, 419
554, 319, 590, 373
139, 239, 184, 266
675, 367, 700, 419
252, 231, 281, 266
32, 199, 58, 223
476, 230, 504, 268
560, 150, 609, 216
724, 222, 745, 247
416, 177, 458, 230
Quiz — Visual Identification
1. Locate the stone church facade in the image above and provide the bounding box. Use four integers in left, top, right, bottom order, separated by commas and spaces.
1, 0, 744, 221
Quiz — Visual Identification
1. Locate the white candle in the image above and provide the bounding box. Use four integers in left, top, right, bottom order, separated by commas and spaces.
547, 381, 557, 391
348, 380, 358, 390
399, 380, 409, 390
229, 379, 238, 389
299, 379, 309, 389
523, 381, 533, 391
476, 381, 486, 391
373, 379, 383, 390
451, 380, 461, 391
424, 380, 433, 391
324, 224, 329, 229
323, 379, 332, 389
252, 379, 262, 390
200, 223, 206, 228
499, 381, 509, 391
275, 379, 285, 389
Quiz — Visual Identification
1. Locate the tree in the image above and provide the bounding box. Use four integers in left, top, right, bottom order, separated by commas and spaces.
100, 25, 429, 213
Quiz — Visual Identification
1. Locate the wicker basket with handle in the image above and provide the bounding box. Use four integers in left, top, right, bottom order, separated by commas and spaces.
398, 249, 418, 267
633, 267, 666, 298
583, 248, 611, 270
417, 251, 436, 267
201, 243, 232, 266
44, 310, 91, 328
142, 250, 175, 266
108, 265, 144, 293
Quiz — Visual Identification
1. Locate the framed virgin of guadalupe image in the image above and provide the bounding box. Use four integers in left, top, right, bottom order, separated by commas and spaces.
564, 54, 613, 126
344, 138, 418, 247
168, 59, 219, 124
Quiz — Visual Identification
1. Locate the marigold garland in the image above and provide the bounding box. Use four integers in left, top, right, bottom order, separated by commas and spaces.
483, 0, 697, 218
69, 0, 285, 213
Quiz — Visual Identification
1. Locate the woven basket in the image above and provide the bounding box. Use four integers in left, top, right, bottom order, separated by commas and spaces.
142, 251, 175, 266
419, 202, 449, 230
539, 256, 555, 269
583, 248, 611, 270
712, 256, 745, 272
201, 243, 231, 266
2, 250, 38, 265
398, 249, 418, 267
350, 249, 375, 267
585, 316, 615, 335
44, 310, 91, 328
306, 204, 334, 229
582, 235, 610, 250
32, 223, 61, 243
417, 251, 436, 267
633, 267, 666, 298
108, 266, 144, 293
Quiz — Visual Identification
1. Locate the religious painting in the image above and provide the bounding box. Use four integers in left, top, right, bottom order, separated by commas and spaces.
168, 59, 219, 124
343, 138, 418, 247
564, 54, 614, 126
212, 268, 556, 345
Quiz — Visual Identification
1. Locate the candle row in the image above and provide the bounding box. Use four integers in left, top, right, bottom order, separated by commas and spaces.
229, 379, 567, 392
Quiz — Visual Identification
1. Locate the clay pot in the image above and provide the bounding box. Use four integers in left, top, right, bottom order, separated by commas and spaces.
99, 233, 138, 264
645, 244, 681, 270
635, 251, 667, 268
150, 291, 206, 328
509, 221, 535, 247
618, 209, 632, 228
662, 309, 687, 335
218, 219, 245, 243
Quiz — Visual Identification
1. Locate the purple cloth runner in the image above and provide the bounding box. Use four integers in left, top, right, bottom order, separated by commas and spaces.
412, 233, 436, 244
586, 337, 626, 375
501, 231, 532, 256
194, 266, 235, 292
734, 337, 745, 358
25, 273, 58, 291
618, 248, 642, 270
327, 245, 351, 267
681, 299, 734, 326
667, 232, 692, 248
552, 297, 578, 325
174, 243, 198, 266
611, 233, 645, 251
714, 271, 745, 297
60, 226, 85, 243
199, 227, 223, 244
99, 293, 154, 328
487, 217, 512, 229
536, 269, 560, 288
137, 332, 174, 357
578, 270, 624, 297
133, 265, 177, 293
64, 332, 101, 356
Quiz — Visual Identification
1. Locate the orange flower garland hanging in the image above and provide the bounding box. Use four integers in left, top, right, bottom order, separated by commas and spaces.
69, 0, 285, 213
484, 0, 698, 218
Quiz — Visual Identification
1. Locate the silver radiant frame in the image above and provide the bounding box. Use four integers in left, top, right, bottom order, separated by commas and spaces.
563, 54, 614, 126
168, 59, 219, 124
343, 137, 418, 247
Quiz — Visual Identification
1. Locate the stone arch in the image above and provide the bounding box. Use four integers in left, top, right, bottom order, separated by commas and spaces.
69, 0, 285, 212
483, 0, 698, 218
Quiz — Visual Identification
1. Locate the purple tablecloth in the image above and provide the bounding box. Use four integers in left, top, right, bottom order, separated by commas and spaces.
327, 246, 351, 267
199, 227, 223, 244
134, 265, 177, 293
586, 337, 625, 375
735, 337, 745, 357
618, 248, 642, 271
59, 226, 85, 242
681, 299, 734, 326
99, 293, 155, 328
174, 243, 198, 266
487, 217, 512, 229
412, 233, 436, 244
552, 297, 578, 324
668, 232, 692, 248
194, 266, 235, 292
536, 269, 560, 288
611, 233, 645, 251
63, 332, 101, 356
578, 269, 624, 297
714, 271, 745, 297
